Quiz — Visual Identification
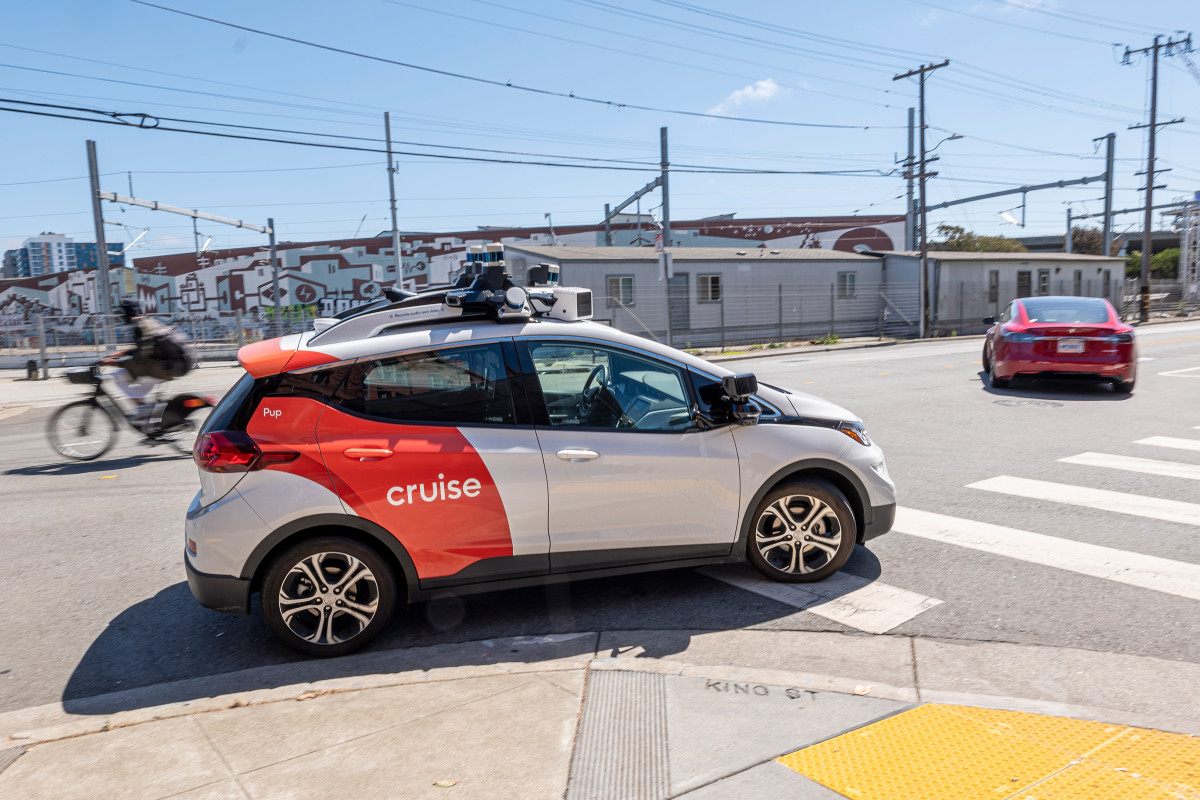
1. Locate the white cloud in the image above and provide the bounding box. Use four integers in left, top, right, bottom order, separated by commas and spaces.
920, 9, 940, 26
707, 78, 782, 116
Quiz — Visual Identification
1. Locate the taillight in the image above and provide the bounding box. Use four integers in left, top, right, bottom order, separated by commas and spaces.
193, 431, 299, 473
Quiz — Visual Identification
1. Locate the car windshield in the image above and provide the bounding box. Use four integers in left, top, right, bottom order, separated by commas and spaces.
1021, 297, 1110, 324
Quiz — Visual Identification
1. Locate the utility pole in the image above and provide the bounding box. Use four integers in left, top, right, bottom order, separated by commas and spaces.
1094, 133, 1116, 255
660, 127, 670, 248
268, 217, 281, 338
384, 112, 403, 287
903, 107, 916, 250
86, 140, 115, 349
893, 60, 949, 338
604, 203, 612, 246
1124, 34, 1190, 322
1065, 206, 1074, 253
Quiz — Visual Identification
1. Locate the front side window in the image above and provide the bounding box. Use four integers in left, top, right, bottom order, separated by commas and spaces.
837, 271, 857, 298
698, 274, 722, 302
341, 343, 515, 425
527, 341, 691, 431
607, 275, 634, 307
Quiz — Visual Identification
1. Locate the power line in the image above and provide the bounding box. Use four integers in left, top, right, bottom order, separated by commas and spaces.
904, 0, 1117, 47
0, 97, 899, 175
128, 0, 898, 129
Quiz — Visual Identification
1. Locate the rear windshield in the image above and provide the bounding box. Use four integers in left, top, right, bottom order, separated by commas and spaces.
1021, 297, 1110, 324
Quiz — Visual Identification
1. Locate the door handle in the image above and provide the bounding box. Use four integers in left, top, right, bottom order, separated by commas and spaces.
343, 447, 394, 461
556, 448, 599, 462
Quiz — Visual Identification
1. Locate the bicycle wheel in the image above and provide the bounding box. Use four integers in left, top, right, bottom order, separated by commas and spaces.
48, 400, 118, 460
160, 408, 211, 456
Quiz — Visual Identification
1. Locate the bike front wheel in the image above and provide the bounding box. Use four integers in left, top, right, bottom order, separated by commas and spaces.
48, 399, 118, 460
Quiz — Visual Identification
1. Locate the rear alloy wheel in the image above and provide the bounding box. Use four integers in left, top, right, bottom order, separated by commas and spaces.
263, 537, 396, 657
989, 362, 1010, 389
747, 481, 855, 583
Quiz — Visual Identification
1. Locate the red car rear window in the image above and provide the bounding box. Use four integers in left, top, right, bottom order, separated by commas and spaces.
1021, 297, 1110, 324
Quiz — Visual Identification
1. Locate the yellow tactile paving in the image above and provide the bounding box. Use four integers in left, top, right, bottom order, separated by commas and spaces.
777, 703, 1200, 800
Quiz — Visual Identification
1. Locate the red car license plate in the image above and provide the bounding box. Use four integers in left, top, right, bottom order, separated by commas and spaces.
1057, 338, 1084, 354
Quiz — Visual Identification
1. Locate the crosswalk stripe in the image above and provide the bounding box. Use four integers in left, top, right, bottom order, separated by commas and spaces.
1137, 436, 1200, 452
698, 566, 941, 634
968, 475, 1200, 527
893, 507, 1200, 602
1059, 452, 1200, 481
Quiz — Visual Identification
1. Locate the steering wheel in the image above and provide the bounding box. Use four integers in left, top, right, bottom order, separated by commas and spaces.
579, 364, 608, 416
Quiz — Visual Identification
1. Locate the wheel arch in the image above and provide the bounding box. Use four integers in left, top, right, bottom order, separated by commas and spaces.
241, 514, 419, 603
736, 459, 871, 553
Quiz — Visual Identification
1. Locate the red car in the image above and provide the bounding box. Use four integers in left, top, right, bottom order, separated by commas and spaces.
982, 296, 1136, 393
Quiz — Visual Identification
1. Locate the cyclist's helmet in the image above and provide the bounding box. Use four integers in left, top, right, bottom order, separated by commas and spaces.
118, 299, 141, 324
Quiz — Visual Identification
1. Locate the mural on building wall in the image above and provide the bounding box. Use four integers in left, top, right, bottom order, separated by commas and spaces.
0, 215, 903, 319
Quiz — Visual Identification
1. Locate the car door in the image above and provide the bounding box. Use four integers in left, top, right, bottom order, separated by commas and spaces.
315, 340, 549, 586
520, 338, 741, 571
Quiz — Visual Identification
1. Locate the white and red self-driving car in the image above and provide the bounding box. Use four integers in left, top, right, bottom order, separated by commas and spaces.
186, 248, 896, 656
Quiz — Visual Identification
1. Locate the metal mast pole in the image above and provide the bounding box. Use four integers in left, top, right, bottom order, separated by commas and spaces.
906, 107, 916, 250
660, 127, 670, 248
1065, 207, 1074, 253
86, 140, 115, 349
268, 217, 281, 337
1097, 133, 1115, 255
384, 112, 403, 286
604, 203, 612, 246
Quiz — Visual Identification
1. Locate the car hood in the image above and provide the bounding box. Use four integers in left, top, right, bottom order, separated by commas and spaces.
756, 383, 860, 423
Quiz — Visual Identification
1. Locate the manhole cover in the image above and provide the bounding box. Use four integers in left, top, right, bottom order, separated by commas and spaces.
994, 399, 1064, 408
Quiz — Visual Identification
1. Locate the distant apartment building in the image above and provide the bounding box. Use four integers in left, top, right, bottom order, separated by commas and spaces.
2, 234, 123, 278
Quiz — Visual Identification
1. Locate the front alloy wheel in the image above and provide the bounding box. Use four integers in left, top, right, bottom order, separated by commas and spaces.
747, 481, 855, 583
263, 538, 396, 657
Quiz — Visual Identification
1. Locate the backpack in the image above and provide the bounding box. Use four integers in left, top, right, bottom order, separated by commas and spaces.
153, 325, 197, 378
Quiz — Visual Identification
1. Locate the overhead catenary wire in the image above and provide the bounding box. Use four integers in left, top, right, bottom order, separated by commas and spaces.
127, 0, 899, 130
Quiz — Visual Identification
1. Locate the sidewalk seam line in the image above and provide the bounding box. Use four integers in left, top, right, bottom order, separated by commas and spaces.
188, 716, 253, 800
910, 635, 922, 702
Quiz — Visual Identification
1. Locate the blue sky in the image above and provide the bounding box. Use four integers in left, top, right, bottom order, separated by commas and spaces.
0, 0, 1196, 260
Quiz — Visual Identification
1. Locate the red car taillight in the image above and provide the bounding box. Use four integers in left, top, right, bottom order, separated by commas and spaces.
193, 431, 299, 473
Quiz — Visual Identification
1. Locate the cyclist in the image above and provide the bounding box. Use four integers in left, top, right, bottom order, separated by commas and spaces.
101, 299, 192, 420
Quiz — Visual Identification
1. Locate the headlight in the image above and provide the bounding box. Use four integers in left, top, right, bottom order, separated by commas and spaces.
837, 421, 871, 446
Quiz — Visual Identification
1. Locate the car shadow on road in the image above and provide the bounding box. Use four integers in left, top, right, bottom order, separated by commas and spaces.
62, 547, 888, 716
976, 371, 1132, 402
5, 453, 187, 476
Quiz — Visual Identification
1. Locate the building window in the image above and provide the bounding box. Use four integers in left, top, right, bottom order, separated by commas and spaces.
1017, 271, 1032, 297
1037, 269, 1050, 296
1102, 269, 1112, 299
837, 271, 857, 298
607, 275, 634, 307
1073, 269, 1082, 296
698, 274, 721, 302
988, 270, 999, 303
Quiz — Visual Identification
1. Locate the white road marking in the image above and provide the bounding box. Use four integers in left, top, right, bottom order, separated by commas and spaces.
1137, 357, 1157, 362
698, 566, 941, 634
1059, 452, 1200, 482
1136, 436, 1200, 453
968, 475, 1200, 527
893, 507, 1200, 602
1158, 366, 1200, 378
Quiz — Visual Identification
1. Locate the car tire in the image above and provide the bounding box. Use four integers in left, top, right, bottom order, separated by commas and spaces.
262, 537, 397, 658
981, 345, 991, 372
747, 480, 855, 584
1112, 379, 1135, 394
989, 362, 1010, 389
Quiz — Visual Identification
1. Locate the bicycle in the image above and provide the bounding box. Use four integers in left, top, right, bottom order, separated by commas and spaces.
47, 364, 215, 461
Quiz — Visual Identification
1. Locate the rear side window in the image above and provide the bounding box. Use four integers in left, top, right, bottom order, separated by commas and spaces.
338, 343, 516, 426
201, 372, 256, 434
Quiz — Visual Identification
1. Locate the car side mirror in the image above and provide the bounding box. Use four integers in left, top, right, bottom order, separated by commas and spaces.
722, 373, 760, 426
982, 316, 995, 325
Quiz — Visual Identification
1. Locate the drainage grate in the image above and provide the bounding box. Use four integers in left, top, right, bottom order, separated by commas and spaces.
566, 670, 670, 800
0, 746, 27, 776
993, 399, 1064, 408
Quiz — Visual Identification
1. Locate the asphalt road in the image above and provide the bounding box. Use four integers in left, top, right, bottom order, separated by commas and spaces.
2, 322, 1199, 715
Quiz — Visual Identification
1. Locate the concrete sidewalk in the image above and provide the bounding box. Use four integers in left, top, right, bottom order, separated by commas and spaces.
2, 629, 1198, 800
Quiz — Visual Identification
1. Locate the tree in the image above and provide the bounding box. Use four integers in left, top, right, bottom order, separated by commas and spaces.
1070, 226, 1119, 256
1124, 248, 1179, 280
931, 224, 1028, 253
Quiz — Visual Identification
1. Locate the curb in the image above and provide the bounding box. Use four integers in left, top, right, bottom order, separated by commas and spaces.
5, 632, 1197, 748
